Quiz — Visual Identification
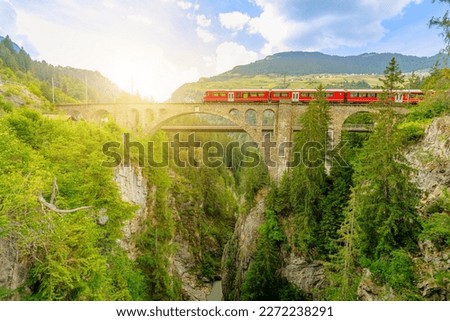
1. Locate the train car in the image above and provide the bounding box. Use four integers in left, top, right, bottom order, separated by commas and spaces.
204, 89, 270, 102
345, 89, 381, 104
203, 90, 229, 102
325, 89, 346, 103
397, 89, 424, 104
270, 89, 294, 102
232, 89, 270, 102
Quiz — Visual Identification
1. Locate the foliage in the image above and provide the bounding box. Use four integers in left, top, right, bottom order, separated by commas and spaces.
379, 57, 405, 93
398, 121, 427, 144
136, 131, 182, 300
0, 108, 145, 300
429, 0, 450, 53
289, 85, 330, 255
350, 109, 422, 260
420, 194, 450, 250
368, 250, 417, 293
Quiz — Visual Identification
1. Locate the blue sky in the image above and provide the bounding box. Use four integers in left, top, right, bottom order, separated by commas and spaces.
0, 0, 447, 101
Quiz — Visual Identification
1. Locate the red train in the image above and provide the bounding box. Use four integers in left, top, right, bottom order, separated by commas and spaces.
203, 89, 424, 104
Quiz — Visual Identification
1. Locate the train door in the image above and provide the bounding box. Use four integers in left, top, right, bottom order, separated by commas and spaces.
395, 92, 403, 103
228, 91, 235, 102
292, 91, 299, 102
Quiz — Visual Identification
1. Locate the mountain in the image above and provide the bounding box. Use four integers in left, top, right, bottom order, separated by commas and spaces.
0, 35, 142, 105
217, 51, 441, 78
170, 51, 441, 102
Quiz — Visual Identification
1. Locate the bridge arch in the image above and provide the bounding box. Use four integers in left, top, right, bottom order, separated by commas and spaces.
245, 109, 257, 126
147, 110, 262, 145
331, 106, 379, 147
93, 109, 113, 124
262, 109, 275, 126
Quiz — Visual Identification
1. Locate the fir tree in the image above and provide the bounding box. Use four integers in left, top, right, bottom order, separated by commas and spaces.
290, 85, 330, 254
347, 109, 421, 260
379, 57, 405, 95
429, 0, 450, 53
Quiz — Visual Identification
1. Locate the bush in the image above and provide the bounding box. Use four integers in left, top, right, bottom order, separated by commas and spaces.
369, 250, 416, 291
420, 213, 450, 250
398, 121, 426, 144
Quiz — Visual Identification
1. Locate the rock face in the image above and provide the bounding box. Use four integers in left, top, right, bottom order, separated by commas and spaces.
416, 239, 450, 300
114, 166, 214, 300
281, 254, 327, 298
114, 165, 150, 260
0, 236, 28, 299
221, 190, 266, 300
406, 116, 450, 207
357, 269, 395, 301
172, 240, 212, 300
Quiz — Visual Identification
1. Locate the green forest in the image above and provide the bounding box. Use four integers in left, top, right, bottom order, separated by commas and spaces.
0, 30, 449, 301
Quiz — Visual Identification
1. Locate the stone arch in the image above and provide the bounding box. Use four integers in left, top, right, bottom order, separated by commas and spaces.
342, 111, 376, 131
229, 108, 240, 118
262, 109, 275, 126
93, 109, 112, 124
331, 107, 379, 147
67, 110, 83, 121
148, 111, 260, 144
146, 110, 269, 173
245, 109, 257, 126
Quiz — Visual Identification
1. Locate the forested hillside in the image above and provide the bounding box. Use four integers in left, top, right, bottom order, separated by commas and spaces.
0, 35, 140, 105
221, 51, 440, 78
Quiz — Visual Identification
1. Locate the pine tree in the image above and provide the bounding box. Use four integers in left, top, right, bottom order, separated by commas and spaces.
348, 109, 421, 260
290, 85, 330, 254
379, 57, 405, 95
429, 0, 450, 53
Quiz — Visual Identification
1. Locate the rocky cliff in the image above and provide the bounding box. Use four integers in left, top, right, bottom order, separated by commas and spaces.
406, 116, 450, 208
358, 116, 450, 300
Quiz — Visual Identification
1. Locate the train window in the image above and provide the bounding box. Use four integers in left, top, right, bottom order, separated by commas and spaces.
350, 93, 359, 97
236, 92, 242, 98
301, 92, 312, 97
258, 92, 265, 97
368, 93, 377, 98
281, 92, 289, 97
326, 93, 333, 97
273, 92, 281, 97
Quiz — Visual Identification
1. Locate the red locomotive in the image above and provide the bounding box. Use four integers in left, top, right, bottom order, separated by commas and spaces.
203, 89, 424, 104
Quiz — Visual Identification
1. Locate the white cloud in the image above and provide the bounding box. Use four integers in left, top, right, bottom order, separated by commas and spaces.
215, 41, 258, 73
248, 0, 425, 55
248, 3, 297, 55
176, 1, 192, 10
196, 14, 211, 27
127, 14, 152, 26
102, 0, 117, 9
196, 27, 215, 43
219, 11, 251, 31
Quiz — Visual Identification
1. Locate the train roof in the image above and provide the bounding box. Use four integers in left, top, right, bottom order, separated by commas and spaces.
205, 88, 423, 93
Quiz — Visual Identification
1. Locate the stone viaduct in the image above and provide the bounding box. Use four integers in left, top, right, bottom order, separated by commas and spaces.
55, 102, 406, 181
